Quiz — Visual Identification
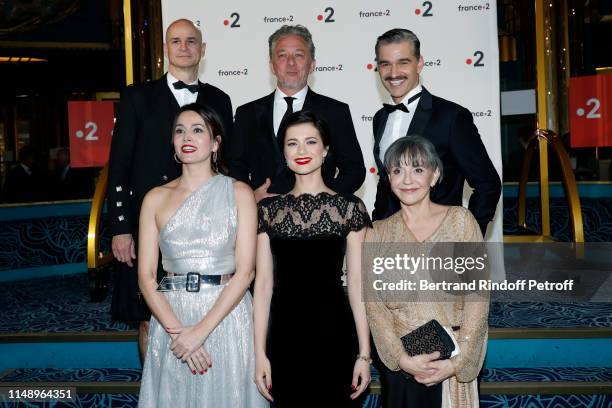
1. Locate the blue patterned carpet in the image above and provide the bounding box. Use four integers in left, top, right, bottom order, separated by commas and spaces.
0, 369, 141, 383
3, 367, 611, 383
1, 368, 611, 408
488, 301, 612, 328
1, 274, 611, 333
0, 394, 138, 408
0, 215, 111, 272
2, 394, 611, 408
0, 274, 130, 333
482, 367, 612, 382
1, 394, 610, 408
504, 197, 612, 242
480, 394, 612, 407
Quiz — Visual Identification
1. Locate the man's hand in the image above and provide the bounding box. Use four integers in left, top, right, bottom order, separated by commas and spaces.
112, 233, 136, 267
254, 178, 279, 203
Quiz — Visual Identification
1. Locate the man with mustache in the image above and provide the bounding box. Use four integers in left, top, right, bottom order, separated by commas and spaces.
228, 24, 365, 201
107, 19, 232, 362
372, 28, 500, 235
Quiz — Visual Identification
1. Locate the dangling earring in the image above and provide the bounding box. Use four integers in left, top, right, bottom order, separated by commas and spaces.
211, 150, 219, 172
174, 153, 182, 164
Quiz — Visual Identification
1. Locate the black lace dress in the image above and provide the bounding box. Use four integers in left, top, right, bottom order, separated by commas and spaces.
257, 193, 372, 407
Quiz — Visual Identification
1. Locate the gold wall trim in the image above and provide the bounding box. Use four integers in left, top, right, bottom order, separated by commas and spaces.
86, 0, 134, 272
86, 166, 112, 269
123, 0, 134, 86
535, 0, 551, 236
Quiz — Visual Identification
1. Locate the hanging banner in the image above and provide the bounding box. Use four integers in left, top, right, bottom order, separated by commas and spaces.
160, 0, 503, 240
569, 74, 612, 148
67, 101, 114, 168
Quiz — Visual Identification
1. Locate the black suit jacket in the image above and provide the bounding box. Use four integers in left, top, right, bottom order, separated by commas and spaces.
372, 87, 501, 234
228, 88, 365, 195
107, 74, 233, 236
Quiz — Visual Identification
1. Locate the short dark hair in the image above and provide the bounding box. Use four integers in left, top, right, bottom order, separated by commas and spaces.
375, 28, 421, 60
269, 25, 315, 59
277, 110, 331, 151
172, 103, 227, 175
384, 135, 443, 182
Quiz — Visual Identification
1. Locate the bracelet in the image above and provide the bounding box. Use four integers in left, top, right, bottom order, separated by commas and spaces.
356, 354, 372, 364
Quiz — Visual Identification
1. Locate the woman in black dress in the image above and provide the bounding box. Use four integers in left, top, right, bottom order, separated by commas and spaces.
253, 111, 372, 406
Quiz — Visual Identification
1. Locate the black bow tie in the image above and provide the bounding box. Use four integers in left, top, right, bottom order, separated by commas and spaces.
383, 103, 409, 113
173, 80, 199, 93
383, 91, 422, 113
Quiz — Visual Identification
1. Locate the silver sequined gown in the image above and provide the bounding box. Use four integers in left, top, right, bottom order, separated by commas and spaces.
138, 175, 267, 408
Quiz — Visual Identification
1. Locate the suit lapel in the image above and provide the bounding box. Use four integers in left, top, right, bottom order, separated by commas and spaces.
407, 86, 433, 135
152, 75, 179, 128
255, 92, 281, 165
302, 87, 316, 111
195, 81, 207, 105
373, 109, 389, 170
150, 75, 181, 173
155, 74, 180, 114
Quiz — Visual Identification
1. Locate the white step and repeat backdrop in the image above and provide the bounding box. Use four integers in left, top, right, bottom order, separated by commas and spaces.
161, 0, 503, 241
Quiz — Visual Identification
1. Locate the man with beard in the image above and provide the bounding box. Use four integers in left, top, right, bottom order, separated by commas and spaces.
228, 24, 364, 201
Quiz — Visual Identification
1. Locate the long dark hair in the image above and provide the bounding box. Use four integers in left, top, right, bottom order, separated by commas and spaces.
172, 103, 227, 174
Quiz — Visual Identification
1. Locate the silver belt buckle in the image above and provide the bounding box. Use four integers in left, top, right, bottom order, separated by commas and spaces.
186, 272, 200, 292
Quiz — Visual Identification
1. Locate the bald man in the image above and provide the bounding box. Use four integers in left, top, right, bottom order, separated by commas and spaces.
107, 19, 233, 361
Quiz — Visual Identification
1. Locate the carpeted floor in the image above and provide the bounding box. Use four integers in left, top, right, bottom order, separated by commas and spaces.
1, 274, 610, 333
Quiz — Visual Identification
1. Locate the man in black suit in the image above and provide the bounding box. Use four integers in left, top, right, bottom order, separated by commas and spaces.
372, 29, 501, 235
228, 25, 364, 201
107, 18, 232, 360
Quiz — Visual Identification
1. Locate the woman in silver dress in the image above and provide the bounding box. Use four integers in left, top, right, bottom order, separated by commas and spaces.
137, 103, 266, 407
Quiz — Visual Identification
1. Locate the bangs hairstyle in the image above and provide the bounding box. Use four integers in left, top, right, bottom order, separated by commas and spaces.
384, 135, 443, 181
277, 110, 331, 151
172, 103, 227, 175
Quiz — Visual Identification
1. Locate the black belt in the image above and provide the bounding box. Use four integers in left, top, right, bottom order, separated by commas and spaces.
157, 272, 233, 292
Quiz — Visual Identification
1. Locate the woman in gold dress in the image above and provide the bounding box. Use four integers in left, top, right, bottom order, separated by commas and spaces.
364, 135, 489, 408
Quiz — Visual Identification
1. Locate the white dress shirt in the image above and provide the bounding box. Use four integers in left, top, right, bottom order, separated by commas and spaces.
378, 84, 423, 163
167, 72, 198, 107
273, 86, 308, 135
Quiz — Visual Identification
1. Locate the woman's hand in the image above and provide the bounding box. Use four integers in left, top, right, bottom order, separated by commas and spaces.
254, 353, 273, 401
398, 351, 440, 378
350, 358, 371, 400
414, 359, 456, 386
167, 325, 209, 362
184, 347, 213, 375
